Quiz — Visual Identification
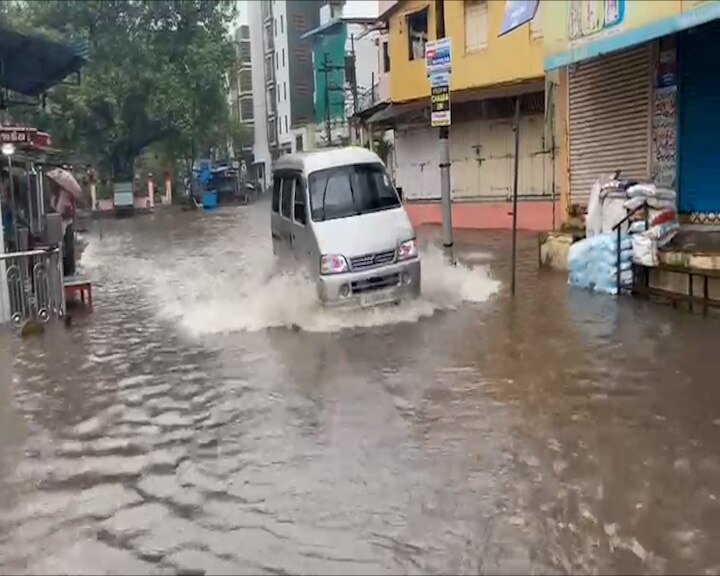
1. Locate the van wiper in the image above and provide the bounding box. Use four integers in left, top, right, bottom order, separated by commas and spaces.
320, 176, 331, 221
348, 171, 357, 212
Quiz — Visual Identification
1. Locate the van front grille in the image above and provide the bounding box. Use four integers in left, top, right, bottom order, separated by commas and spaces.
350, 249, 396, 271
351, 273, 400, 294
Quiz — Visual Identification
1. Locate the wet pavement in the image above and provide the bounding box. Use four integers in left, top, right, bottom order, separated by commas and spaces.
0, 201, 719, 575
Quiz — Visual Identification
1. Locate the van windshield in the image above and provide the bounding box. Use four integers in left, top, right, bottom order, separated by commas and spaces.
308, 163, 400, 222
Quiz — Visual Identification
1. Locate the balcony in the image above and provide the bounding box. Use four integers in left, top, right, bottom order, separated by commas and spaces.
356, 82, 382, 114
261, 0, 272, 24
263, 22, 274, 54
264, 54, 274, 85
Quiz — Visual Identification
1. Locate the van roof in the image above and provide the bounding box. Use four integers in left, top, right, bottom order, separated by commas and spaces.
273, 146, 382, 175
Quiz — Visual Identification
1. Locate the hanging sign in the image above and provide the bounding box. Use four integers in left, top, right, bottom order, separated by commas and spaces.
498, 0, 539, 37
425, 37, 451, 75
430, 71, 451, 127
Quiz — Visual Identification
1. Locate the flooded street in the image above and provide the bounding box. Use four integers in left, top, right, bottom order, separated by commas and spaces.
1, 201, 719, 575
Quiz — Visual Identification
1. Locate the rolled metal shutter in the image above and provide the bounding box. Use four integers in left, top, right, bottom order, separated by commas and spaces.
568, 45, 652, 207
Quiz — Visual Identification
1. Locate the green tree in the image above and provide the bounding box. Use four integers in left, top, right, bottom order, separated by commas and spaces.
9, 0, 238, 180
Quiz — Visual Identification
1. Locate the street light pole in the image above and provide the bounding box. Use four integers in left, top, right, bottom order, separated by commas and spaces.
434, 0, 453, 260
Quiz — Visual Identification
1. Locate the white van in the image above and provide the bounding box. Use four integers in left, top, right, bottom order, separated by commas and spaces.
270, 147, 421, 308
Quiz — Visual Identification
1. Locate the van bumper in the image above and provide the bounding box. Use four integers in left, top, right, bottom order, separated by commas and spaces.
317, 258, 421, 308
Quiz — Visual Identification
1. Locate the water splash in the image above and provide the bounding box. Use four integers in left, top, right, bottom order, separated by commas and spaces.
80, 210, 500, 335
150, 246, 497, 335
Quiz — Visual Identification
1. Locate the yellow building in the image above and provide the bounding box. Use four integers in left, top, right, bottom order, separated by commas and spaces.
372, 0, 559, 231
388, 0, 543, 103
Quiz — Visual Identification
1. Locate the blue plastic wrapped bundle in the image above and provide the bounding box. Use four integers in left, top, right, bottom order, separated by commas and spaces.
567, 232, 634, 296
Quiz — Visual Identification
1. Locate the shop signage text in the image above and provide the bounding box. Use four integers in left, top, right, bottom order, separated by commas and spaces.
426, 38, 452, 127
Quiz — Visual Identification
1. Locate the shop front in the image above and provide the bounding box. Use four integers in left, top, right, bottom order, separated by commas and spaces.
543, 0, 720, 225
677, 19, 720, 220
375, 90, 557, 232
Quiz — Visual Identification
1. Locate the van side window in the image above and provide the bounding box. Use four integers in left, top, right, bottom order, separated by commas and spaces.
271, 177, 281, 213
293, 177, 306, 225
281, 176, 294, 219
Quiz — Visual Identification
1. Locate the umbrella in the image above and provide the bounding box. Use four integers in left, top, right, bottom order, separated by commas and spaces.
47, 167, 82, 199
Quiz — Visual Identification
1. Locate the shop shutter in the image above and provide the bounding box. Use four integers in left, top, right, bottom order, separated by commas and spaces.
568, 45, 652, 207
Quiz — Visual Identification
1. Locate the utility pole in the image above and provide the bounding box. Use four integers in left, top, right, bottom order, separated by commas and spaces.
510, 95, 521, 296
349, 34, 360, 144
323, 52, 332, 146
434, 0, 453, 260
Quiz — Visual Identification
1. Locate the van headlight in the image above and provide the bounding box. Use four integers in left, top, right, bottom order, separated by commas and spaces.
398, 238, 418, 261
320, 254, 349, 275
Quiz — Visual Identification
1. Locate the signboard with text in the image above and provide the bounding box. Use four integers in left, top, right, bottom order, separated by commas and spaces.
426, 38, 452, 127
0, 127, 51, 149
425, 37, 451, 76
430, 72, 451, 127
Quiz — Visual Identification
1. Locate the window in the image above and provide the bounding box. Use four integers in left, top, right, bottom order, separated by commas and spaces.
284, 116, 288, 133
293, 14, 306, 30
267, 87, 276, 115
240, 97, 254, 122
281, 176, 294, 218
276, 51, 279, 70
407, 8, 428, 61
240, 41, 251, 63
277, 83, 280, 101
308, 163, 400, 222
293, 176, 306, 225
239, 69, 252, 93
283, 81, 287, 101
280, 14, 284, 34
271, 177, 281, 212
382, 41, 390, 73
268, 118, 277, 144
295, 134, 304, 152
282, 48, 285, 67
274, 18, 277, 37
464, 0, 488, 52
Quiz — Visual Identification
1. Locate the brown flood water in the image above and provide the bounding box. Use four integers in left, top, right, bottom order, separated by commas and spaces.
0, 202, 718, 575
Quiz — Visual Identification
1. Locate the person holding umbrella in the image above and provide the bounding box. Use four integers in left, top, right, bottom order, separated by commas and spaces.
47, 167, 81, 277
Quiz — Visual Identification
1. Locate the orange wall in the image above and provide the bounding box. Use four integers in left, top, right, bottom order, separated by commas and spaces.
405, 200, 561, 232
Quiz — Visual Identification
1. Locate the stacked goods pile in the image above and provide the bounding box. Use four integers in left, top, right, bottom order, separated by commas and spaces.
568, 232, 633, 296
624, 184, 679, 267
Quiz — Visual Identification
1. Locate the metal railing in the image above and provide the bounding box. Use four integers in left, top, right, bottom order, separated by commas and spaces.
0, 247, 65, 329
612, 200, 649, 296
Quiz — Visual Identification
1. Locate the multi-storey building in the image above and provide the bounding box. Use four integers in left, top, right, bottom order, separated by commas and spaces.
249, 0, 275, 190
302, 1, 379, 147
233, 25, 254, 129
250, 0, 321, 188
